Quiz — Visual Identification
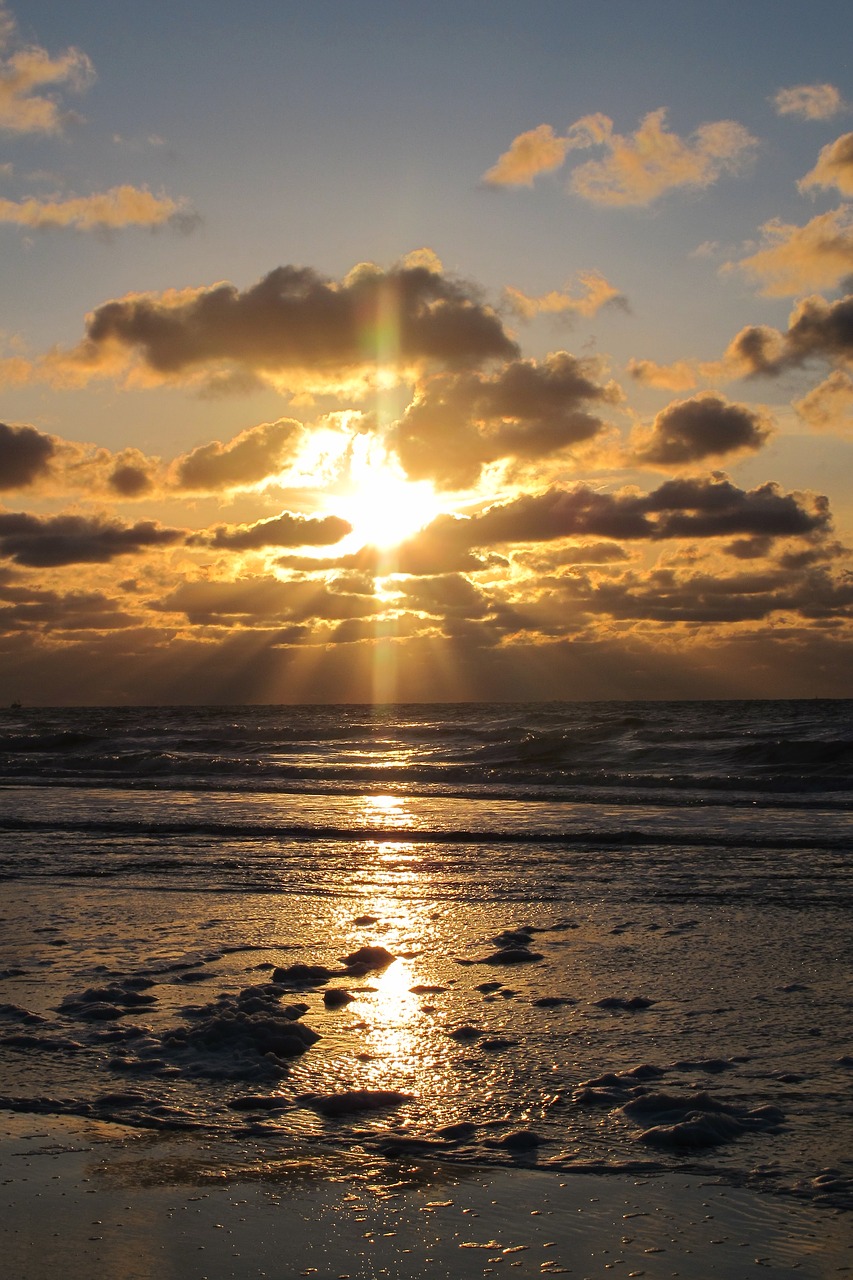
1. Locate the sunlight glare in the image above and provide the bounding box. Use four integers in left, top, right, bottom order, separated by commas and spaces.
338, 436, 440, 550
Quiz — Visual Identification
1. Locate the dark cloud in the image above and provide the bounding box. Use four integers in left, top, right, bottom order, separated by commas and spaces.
173, 419, 305, 491
0, 586, 137, 632
777, 539, 848, 570
632, 394, 772, 467
4, 617, 850, 706
517, 541, 631, 570
390, 352, 616, 488
394, 573, 489, 618
644, 477, 829, 539
389, 534, 489, 576
330, 615, 425, 645
404, 476, 830, 552
156, 577, 383, 626
69, 262, 518, 384
328, 571, 378, 596
724, 536, 774, 560
274, 549, 382, 573
275, 541, 489, 577
194, 511, 351, 551
0, 422, 56, 489
726, 294, 853, 376
108, 462, 154, 497
0, 511, 183, 566
785, 294, 853, 362
725, 325, 784, 376
577, 565, 853, 625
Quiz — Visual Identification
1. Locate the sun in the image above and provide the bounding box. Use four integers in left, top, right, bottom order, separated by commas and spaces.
336, 437, 442, 549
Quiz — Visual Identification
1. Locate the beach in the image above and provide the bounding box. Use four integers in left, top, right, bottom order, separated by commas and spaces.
4, 1113, 851, 1280
1, 701, 851, 1274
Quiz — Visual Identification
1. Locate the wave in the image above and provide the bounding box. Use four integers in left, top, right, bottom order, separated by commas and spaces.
1, 701, 850, 798
1, 813, 847, 851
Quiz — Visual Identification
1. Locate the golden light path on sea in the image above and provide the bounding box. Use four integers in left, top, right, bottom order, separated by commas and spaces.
326, 793, 448, 1096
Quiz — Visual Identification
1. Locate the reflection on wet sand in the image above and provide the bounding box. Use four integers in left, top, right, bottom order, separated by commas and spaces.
5, 1115, 848, 1280
325, 797, 446, 1107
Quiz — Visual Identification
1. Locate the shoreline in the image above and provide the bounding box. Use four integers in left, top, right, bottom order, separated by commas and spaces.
3, 1113, 850, 1280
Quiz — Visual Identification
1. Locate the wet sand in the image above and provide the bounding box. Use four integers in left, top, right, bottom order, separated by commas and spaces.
3, 1114, 850, 1280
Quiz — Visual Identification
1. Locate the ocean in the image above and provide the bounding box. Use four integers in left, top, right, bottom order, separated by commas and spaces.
1, 700, 851, 1212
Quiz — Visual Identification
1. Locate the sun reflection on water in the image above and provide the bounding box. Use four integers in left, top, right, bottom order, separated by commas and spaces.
325, 795, 452, 1106
356, 793, 416, 830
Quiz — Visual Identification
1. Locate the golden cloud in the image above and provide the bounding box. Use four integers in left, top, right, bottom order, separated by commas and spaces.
482, 123, 571, 186
0, 7, 94, 135
726, 207, 853, 296
172, 419, 307, 491
626, 358, 699, 391
194, 511, 352, 551
772, 83, 845, 121
504, 270, 625, 319
798, 132, 853, 198
0, 184, 190, 230
483, 110, 756, 207
794, 369, 853, 433
568, 109, 756, 207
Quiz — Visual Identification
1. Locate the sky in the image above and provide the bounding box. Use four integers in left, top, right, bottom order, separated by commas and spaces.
1, 0, 852, 704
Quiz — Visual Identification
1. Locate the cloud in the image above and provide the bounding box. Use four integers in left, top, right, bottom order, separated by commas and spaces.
53, 260, 519, 391
0, 583, 138, 632
504, 270, 626, 320
390, 351, 619, 489
484, 110, 756, 207
630, 394, 772, 468
0, 420, 55, 487
156, 576, 382, 626
794, 369, 853, 433
0, 7, 94, 135
482, 123, 571, 186
567, 109, 756, 207
2, 612, 850, 704
641, 292, 853, 390
0, 354, 35, 387
379, 533, 488, 576
798, 132, 853, 198
517, 541, 630, 571
0, 420, 166, 499
723, 293, 853, 376
106, 451, 157, 497
726, 207, 853, 296
0, 184, 191, 231
194, 511, 351, 551
407, 476, 829, 553
0, 511, 183, 566
394, 573, 489, 619
573, 564, 853, 625
626, 358, 698, 390
773, 83, 845, 121
172, 418, 306, 491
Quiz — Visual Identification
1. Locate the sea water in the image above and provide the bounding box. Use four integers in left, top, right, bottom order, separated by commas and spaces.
0, 700, 850, 1210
